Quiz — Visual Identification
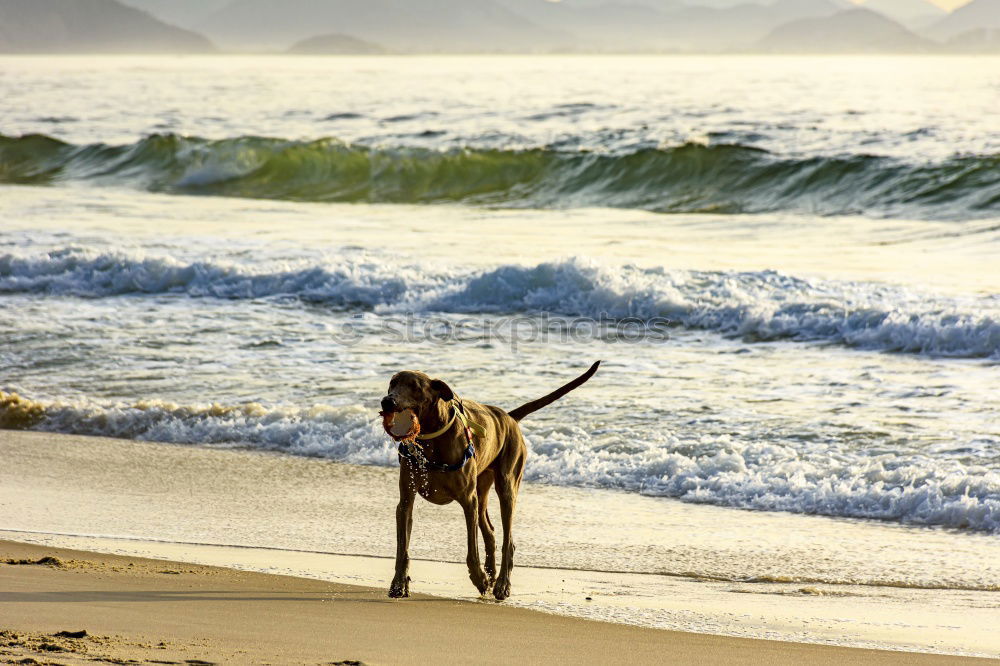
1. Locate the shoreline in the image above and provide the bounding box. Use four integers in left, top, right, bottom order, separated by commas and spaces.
1, 539, 994, 666
2, 430, 999, 659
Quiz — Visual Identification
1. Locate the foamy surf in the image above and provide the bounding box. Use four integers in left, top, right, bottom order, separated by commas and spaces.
2, 248, 998, 358
0, 392, 396, 466
3, 391, 998, 534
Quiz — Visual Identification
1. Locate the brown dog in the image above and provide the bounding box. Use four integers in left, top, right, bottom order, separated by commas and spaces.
379, 361, 600, 600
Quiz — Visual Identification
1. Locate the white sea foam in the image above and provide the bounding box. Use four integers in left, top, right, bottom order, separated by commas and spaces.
0, 249, 408, 306
1, 393, 397, 466
4, 392, 998, 533
2, 248, 998, 358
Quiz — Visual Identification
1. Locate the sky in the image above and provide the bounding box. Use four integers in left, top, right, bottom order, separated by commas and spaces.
929, 0, 971, 8
892, 0, 968, 9
850, 0, 969, 9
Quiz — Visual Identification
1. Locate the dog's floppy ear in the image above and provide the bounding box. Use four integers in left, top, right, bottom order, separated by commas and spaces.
429, 378, 454, 402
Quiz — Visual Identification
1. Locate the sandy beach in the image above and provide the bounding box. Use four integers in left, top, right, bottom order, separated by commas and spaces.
2, 430, 999, 664
1, 539, 994, 666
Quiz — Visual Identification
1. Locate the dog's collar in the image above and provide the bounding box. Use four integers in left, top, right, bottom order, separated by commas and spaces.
415, 400, 485, 441
397, 400, 486, 473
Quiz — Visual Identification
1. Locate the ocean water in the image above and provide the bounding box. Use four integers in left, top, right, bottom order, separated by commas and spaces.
2, 55, 999, 544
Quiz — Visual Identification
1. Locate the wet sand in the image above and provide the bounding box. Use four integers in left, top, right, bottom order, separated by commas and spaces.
1, 539, 993, 666
2, 430, 999, 662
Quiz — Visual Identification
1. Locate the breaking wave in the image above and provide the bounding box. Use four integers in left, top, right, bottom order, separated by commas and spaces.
2, 132, 999, 219
3, 391, 998, 534
1, 249, 998, 359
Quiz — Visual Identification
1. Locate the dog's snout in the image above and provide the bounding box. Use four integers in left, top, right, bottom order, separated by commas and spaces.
380, 395, 398, 413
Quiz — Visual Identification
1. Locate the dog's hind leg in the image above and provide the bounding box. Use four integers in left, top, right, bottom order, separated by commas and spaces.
493, 441, 526, 601
477, 469, 497, 586
389, 474, 415, 598
459, 490, 490, 595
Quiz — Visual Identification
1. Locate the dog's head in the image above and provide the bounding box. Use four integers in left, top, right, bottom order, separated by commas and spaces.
380, 371, 454, 416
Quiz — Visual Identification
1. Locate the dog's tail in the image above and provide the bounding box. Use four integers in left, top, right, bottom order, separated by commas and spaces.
507, 361, 600, 422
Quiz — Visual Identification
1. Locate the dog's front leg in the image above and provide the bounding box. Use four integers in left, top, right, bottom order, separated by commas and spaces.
460, 493, 490, 595
493, 466, 522, 601
389, 476, 415, 598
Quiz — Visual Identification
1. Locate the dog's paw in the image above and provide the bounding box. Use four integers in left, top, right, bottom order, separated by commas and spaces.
388, 575, 410, 598
469, 568, 490, 596
492, 577, 511, 601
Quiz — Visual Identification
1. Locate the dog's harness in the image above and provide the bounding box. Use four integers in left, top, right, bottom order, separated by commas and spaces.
398, 400, 486, 473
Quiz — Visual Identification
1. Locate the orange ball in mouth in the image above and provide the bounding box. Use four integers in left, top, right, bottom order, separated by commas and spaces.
381, 408, 420, 441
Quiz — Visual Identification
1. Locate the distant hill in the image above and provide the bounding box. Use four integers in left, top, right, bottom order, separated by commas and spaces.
860, 0, 946, 29
7, 0, 974, 55
945, 27, 1000, 52
494, 0, 678, 51
659, 0, 847, 50
0, 0, 214, 53
498, 0, 847, 51
560, 0, 679, 7
115, 0, 231, 31
205, 0, 849, 53
199, 0, 570, 52
757, 8, 935, 52
926, 0, 1000, 41
288, 33, 386, 55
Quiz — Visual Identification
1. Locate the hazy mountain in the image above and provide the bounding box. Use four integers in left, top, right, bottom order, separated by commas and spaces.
494, 1, 679, 50
591, 0, 837, 7
288, 33, 386, 54
11, 0, 956, 55
115, 0, 231, 31
199, 0, 570, 52
926, 0, 1000, 41
859, 0, 946, 29
660, 0, 847, 49
945, 27, 1000, 51
519, 0, 763, 9
559, 0, 680, 8
758, 7, 935, 52
0, 0, 214, 53
497, 0, 847, 51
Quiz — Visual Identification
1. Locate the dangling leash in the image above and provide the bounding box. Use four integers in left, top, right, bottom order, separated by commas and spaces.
390, 400, 487, 473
